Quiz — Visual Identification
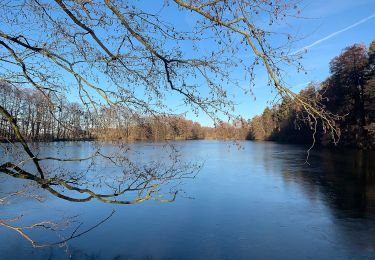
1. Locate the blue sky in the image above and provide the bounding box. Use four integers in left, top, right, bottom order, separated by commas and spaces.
2, 0, 374, 127
226, 0, 375, 126
136, 0, 375, 126
183, 0, 375, 126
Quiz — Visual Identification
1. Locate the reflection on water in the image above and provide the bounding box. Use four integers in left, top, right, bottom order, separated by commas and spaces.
269, 145, 375, 218
1, 141, 375, 259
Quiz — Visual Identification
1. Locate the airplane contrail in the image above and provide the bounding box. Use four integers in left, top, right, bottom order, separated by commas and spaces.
293, 81, 310, 89
293, 13, 375, 55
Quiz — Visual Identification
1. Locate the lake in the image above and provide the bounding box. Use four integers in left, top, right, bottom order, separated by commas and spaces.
1, 140, 375, 259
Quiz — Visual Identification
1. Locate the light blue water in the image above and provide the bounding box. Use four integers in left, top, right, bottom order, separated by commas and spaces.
1, 141, 374, 259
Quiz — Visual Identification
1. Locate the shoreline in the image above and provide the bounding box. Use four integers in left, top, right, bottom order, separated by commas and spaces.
2, 137, 373, 150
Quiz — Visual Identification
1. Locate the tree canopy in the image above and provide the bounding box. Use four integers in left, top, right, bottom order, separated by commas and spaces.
247, 40, 375, 149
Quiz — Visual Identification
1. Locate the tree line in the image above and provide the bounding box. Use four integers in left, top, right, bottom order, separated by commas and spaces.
2, 40, 373, 147
0, 82, 250, 142
247, 40, 375, 149
0, 83, 92, 141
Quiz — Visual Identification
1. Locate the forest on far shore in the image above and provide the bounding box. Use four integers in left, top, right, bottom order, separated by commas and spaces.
248, 40, 375, 149
1, 40, 374, 149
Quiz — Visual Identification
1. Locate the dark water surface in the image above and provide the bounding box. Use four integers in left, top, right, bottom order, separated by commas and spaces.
1, 141, 375, 259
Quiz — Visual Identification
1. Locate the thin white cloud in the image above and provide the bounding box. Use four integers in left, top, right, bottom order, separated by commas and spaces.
293, 13, 375, 55
293, 81, 310, 89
